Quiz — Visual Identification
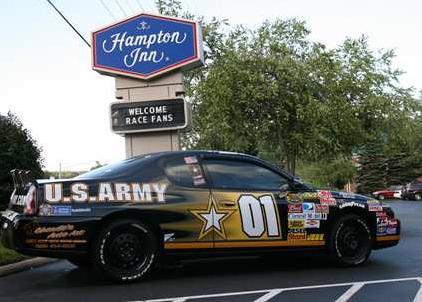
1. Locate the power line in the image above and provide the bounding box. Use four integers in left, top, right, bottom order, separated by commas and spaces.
45, 0, 91, 48
114, 0, 128, 16
99, 0, 117, 20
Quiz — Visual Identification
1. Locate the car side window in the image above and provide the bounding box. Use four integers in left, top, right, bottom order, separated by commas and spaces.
164, 157, 207, 188
203, 159, 289, 191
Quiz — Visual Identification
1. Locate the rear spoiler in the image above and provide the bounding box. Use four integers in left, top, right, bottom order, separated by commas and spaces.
9, 169, 37, 212
10, 169, 33, 193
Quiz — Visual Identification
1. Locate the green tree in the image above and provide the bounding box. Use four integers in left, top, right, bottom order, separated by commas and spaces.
297, 158, 356, 190
183, 19, 417, 175
158, 0, 421, 180
357, 142, 387, 194
155, 0, 182, 16
0, 112, 43, 210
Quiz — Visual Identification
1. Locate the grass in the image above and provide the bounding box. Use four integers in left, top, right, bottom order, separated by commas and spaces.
0, 243, 28, 266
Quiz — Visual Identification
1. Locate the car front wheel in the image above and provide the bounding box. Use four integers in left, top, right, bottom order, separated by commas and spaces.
328, 214, 372, 267
92, 219, 158, 282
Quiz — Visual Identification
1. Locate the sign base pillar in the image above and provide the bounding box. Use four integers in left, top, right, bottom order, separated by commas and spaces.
124, 131, 180, 158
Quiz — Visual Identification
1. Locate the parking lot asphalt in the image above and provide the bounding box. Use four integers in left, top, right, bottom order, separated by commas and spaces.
0, 200, 421, 302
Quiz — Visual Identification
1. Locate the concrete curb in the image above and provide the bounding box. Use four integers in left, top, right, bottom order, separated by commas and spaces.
0, 257, 58, 277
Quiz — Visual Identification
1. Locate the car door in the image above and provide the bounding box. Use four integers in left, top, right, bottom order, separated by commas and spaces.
200, 155, 291, 249
158, 154, 214, 250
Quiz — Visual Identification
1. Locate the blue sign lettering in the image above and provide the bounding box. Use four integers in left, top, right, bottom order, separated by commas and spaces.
92, 13, 204, 80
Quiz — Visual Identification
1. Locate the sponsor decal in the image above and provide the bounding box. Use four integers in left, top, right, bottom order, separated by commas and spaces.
288, 219, 305, 229
306, 213, 328, 220
301, 192, 320, 200
368, 204, 383, 212
288, 213, 306, 220
386, 227, 397, 234
288, 192, 320, 203
188, 164, 206, 186
302, 203, 315, 213
339, 201, 365, 209
184, 156, 198, 164
388, 219, 398, 227
24, 224, 88, 250
320, 199, 337, 206
51, 206, 72, 216
377, 224, 387, 235
305, 219, 320, 228
39, 204, 92, 216
288, 204, 303, 213
315, 204, 329, 214
376, 211, 387, 217
71, 208, 92, 214
288, 230, 306, 241
307, 234, 324, 241
39, 204, 53, 216
377, 217, 388, 225
338, 192, 356, 199
377, 217, 398, 235
44, 182, 167, 203
367, 199, 380, 205
287, 193, 302, 203
317, 190, 337, 205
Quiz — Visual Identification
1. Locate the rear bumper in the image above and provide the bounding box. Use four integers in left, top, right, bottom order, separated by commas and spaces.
1, 210, 99, 258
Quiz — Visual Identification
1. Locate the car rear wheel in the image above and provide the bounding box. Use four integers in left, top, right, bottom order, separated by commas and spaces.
92, 219, 158, 282
415, 193, 422, 201
328, 214, 372, 267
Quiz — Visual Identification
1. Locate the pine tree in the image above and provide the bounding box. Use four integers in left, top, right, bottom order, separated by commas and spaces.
357, 142, 387, 194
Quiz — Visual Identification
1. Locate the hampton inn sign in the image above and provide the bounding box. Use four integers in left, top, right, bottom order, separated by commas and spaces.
91, 12, 203, 156
92, 13, 204, 80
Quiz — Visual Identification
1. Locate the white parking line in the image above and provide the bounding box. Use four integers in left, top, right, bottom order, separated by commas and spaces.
129, 277, 421, 302
334, 283, 364, 302
413, 278, 422, 302
254, 289, 284, 302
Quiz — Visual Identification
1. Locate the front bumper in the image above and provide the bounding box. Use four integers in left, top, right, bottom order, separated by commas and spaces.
1, 210, 99, 258
374, 218, 401, 250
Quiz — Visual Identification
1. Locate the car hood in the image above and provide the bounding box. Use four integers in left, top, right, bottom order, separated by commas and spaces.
328, 190, 376, 203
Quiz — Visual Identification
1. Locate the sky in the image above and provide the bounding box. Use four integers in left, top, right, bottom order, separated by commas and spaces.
1, 0, 421, 171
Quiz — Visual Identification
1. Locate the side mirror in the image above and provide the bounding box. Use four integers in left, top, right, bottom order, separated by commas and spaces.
279, 183, 290, 192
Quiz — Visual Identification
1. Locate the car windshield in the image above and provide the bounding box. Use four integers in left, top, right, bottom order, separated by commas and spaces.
75, 155, 152, 179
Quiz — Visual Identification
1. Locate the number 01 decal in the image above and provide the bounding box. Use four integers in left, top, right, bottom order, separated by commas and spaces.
238, 195, 280, 238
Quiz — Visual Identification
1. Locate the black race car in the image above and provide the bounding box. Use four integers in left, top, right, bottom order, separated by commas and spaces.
1, 151, 400, 282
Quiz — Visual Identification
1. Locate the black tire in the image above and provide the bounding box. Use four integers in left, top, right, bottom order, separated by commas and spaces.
67, 256, 92, 268
328, 214, 372, 267
92, 219, 158, 282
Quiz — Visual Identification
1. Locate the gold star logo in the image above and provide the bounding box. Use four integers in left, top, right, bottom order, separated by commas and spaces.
190, 195, 234, 240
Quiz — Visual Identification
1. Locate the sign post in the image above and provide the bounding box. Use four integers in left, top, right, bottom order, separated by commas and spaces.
92, 13, 203, 157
